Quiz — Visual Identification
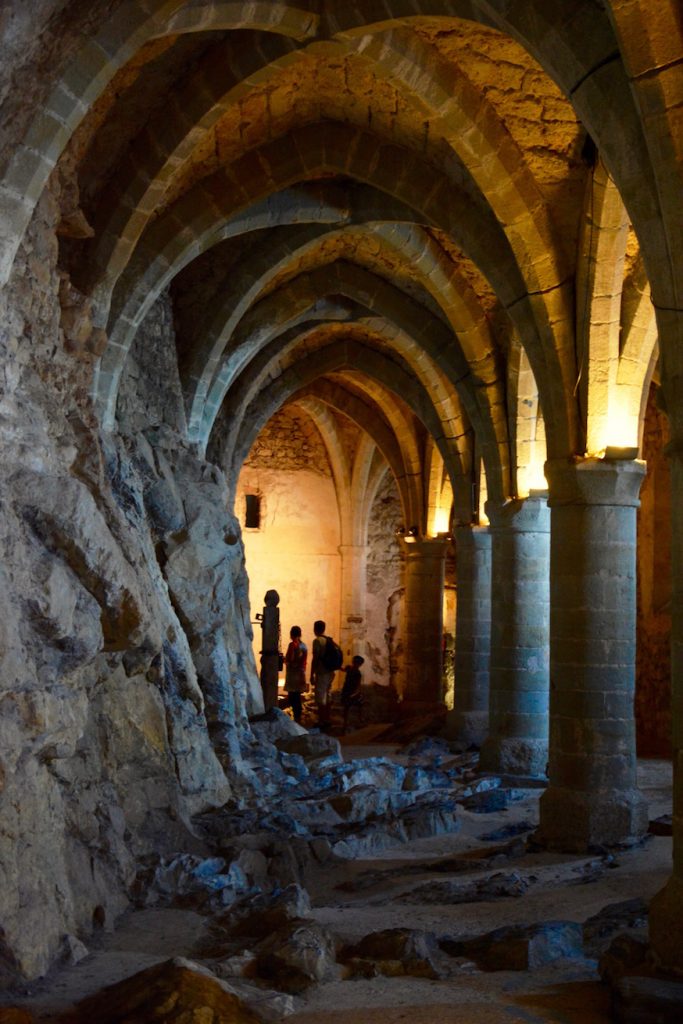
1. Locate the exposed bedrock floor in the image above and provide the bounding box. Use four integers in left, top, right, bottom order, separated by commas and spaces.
0, 731, 675, 1024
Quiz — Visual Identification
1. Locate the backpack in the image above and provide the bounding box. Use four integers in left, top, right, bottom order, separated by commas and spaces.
321, 635, 343, 671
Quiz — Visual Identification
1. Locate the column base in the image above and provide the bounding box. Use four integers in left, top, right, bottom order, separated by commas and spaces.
537, 784, 648, 852
398, 700, 447, 720
650, 875, 683, 974
479, 736, 548, 777
442, 709, 488, 747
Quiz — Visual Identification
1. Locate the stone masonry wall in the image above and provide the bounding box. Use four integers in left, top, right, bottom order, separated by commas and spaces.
365, 472, 405, 690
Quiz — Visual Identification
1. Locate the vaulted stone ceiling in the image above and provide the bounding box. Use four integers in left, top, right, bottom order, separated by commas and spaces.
3, 0, 683, 987
2, 0, 674, 537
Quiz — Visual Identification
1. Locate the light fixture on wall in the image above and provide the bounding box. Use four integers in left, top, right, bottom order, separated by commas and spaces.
405, 525, 419, 543
395, 525, 406, 538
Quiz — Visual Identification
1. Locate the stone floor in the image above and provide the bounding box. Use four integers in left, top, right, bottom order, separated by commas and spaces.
1, 744, 673, 1024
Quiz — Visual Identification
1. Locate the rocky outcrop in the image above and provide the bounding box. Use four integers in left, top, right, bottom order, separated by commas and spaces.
0, 188, 262, 984
56, 958, 261, 1024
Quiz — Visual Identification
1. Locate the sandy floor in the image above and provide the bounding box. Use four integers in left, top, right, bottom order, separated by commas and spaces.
2, 751, 673, 1024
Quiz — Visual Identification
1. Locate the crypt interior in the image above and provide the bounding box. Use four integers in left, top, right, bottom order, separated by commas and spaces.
0, 1, 683, 1020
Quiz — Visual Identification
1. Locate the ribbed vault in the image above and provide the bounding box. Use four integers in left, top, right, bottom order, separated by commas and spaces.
0, 0, 670, 551
5, 0, 683, 985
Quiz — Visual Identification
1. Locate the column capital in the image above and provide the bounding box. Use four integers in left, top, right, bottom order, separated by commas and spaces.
401, 535, 450, 559
545, 457, 646, 508
485, 493, 549, 533
454, 523, 490, 541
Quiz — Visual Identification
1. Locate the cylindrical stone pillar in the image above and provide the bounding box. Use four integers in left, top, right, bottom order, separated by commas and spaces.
401, 536, 449, 707
446, 525, 492, 745
259, 588, 280, 712
650, 443, 683, 969
538, 458, 648, 851
480, 495, 550, 776
338, 543, 368, 659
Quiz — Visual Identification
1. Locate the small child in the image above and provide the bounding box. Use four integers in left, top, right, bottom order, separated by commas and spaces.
341, 655, 365, 734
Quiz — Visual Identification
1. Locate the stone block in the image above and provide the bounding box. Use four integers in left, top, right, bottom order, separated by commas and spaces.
227, 884, 312, 940
537, 785, 648, 851
56, 958, 260, 1023
441, 921, 583, 971
275, 732, 341, 762
254, 920, 337, 993
340, 928, 440, 979
583, 899, 649, 957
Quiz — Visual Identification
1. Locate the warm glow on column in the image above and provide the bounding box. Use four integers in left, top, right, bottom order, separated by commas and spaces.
587, 389, 640, 456
478, 461, 489, 525
432, 505, 450, 535
525, 447, 548, 492
430, 478, 453, 536
603, 390, 640, 451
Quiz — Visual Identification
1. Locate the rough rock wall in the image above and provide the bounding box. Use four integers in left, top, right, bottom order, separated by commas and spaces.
116, 291, 263, 737
0, 179, 260, 984
116, 289, 188, 436
365, 473, 405, 689
636, 385, 672, 757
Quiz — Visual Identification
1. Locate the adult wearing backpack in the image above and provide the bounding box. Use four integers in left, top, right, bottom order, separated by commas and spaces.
311, 619, 341, 729
284, 625, 308, 724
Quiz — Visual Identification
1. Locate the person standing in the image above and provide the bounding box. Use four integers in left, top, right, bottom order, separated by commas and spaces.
284, 626, 308, 724
311, 619, 335, 729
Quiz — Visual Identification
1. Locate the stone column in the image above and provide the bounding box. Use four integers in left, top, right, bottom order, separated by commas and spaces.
650, 442, 683, 969
401, 536, 449, 707
446, 525, 492, 745
538, 458, 648, 850
648, 311, 683, 971
480, 494, 550, 776
338, 543, 367, 659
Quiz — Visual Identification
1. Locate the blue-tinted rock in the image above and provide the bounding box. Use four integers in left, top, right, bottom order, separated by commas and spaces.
441, 920, 583, 970
462, 788, 527, 813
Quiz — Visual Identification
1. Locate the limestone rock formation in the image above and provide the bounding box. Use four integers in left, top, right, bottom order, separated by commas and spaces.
56, 958, 261, 1024
340, 928, 441, 979
0, 197, 260, 981
254, 920, 337, 993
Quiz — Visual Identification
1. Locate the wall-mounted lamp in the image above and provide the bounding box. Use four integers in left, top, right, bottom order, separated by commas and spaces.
405, 525, 419, 543
395, 525, 406, 538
